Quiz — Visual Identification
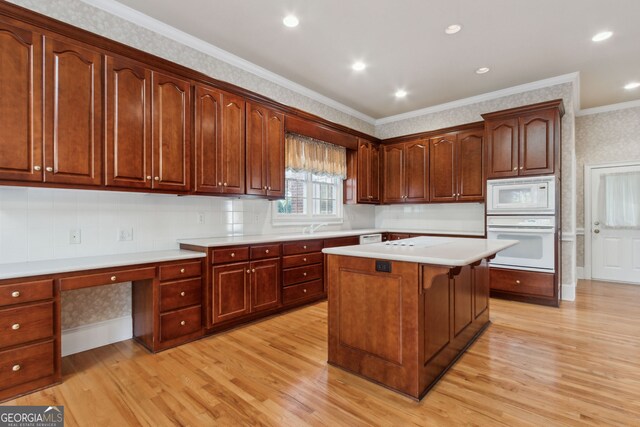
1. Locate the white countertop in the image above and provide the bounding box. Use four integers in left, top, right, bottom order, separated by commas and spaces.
178, 228, 484, 248
0, 250, 206, 281
322, 236, 517, 267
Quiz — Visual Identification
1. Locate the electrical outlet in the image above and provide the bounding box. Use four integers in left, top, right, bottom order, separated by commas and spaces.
197, 212, 205, 225
118, 228, 134, 241
69, 229, 81, 244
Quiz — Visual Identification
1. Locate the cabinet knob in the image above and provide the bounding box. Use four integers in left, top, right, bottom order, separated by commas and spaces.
223, 182, 227, 186
303, 289, 307, 293
12, 364, 21, 372
267, 186, 271, 190
45, 166, 53, 172
303, 245, 307, 249
111, 276, 117, 282
218, 182, 222, 186
265, 249, 269, 254
180, 320, 186, 326
154, 176, 160, 181
513, 167, 517, 171
146, 175, 152, 180
230, 252, 235, 257
303, 272, 307, 277
180, 291, 185, 297
263, 186, 267, 190
519, 166, 523, 170
515, 280, 521, 284
180, 268, 185, 273
246, 269, 251, 274
11, 323, 20, 330
33, 165, 41, 171
303, 258, 307, 262
251, 268, 256, 273
11, 291, 20, 298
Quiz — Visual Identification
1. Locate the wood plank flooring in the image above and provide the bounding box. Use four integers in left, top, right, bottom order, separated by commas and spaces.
5, 280, 640, 426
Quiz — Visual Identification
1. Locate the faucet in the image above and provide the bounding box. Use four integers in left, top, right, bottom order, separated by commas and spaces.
303, 223, 328, 234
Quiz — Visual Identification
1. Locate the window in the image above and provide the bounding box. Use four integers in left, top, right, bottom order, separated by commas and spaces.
273, 170, 343, 224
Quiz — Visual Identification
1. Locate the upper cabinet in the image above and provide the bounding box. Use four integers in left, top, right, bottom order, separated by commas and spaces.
430, 128, 484, 203
246, 101, 285, 198
483, 100, 564, 179
194, 85, 245, 195
356, 139, 380, 203
382, 139, 429, 204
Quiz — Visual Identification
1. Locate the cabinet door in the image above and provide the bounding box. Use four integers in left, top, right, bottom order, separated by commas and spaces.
429, 134, 457, 202
453, 265, 473, 336
245, 102, 267, 196
152, 72, 191, 191
369, 143, 381, 202
356, 140, 370, 203
105, 57, 152, 189
0, 23, 43, 182
457, 130, 485, 201
405, 140, 429, 202
265, 110, 285, 198
194, 84, 223, 194
382, 144, 405, 203
220, 93, 245, 194
485, 118, 518, 178
212, 262, 250, 324
519, 109, 556, 176
250, 258, 281, 313
44, 37, 102, 186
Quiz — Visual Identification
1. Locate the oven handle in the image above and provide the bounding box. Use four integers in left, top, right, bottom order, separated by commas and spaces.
487, 227, 555, 234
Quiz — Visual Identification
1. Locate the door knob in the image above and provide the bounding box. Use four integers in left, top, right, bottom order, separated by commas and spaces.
594, 221, 600, 226
594, 229, 600, 234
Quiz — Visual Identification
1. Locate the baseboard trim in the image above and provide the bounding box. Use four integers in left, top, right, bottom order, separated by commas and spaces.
62, 316, 132, 356
576, 267, 585, 280
562, 282, 576, 302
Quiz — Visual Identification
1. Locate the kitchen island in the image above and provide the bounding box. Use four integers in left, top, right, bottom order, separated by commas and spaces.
323, 236, 517, 400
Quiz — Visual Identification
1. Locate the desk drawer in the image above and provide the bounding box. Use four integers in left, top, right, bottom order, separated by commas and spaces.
212, 247, 249, 264
0, 341, 54, 391
60, 267, 156, 291
250, 244, 281, 260
490, 268, 555, 298
0, 302, 54, 349
0, 280, 53, 307
283, 264, 323, 286
160, 278, 202, 312
282, 252, 323, 269
160, 306, 201, 342
282, 240, 323, 256
282, 280, 324, 304
159, 261, 202, 282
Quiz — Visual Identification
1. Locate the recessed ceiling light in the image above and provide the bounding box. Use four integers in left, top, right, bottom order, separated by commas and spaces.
395, 89, 407, 98
283, 15, 299, 28
475, 67, 490, 74
445, 24, 462, 35
591, 31, 612, 42
624, 82, 640, 90
352, 61, 366, 71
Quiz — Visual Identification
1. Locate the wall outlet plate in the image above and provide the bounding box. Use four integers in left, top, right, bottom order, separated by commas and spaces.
118, 228, 133, 241
69, 229, 81, 244
197, 212, 205, 225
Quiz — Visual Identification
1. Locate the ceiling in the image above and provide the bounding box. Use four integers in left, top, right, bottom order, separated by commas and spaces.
112, 0, 640, 120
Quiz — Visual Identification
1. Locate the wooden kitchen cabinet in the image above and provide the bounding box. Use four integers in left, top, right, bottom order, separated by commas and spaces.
212, 262, 251, 324
383, 139, 429, 203
483, 100, 563, 179
429, 128, 484, 202
246, 101, 285, 198
249, 258, 281, 312
356, 139, 381, 203
194, 85, 245, 195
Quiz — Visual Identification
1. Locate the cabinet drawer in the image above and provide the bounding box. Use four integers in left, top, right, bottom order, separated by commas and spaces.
159, 261, 202, 282
282, 252, 323, 269
250, 244, 281, 260
490, 268, 555, 298
160, 278, 202, 312
0, 302, 54, 349
0, 341, 55, 391
212, 247, 249, 264
160, 305, 202, 342
60, 267, 156, 291
282, 280, 324, 304
282, 240, 323, 256
0, 280, 53, 307
283, 264, 323, 286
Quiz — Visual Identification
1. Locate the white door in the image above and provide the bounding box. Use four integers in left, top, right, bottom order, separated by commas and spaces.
591, 164, 640, 283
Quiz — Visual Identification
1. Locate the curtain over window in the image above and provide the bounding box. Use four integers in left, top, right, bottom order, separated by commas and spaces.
599, 171, 640, 228
285, 133, 346, 179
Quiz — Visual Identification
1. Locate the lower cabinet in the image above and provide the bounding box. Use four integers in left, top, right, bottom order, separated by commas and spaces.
282, 240, 325, 306
489, 267, 558, 306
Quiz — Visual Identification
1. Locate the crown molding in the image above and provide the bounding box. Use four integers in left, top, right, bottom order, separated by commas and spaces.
375, 72, 580, 126
576, 98, 640, 117
79, 0, 377, 125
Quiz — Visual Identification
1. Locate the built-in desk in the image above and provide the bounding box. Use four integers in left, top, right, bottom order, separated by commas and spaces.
0, 250, 206, 402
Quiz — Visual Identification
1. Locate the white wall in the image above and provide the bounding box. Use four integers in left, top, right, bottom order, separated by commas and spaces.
375, 203, 485, 235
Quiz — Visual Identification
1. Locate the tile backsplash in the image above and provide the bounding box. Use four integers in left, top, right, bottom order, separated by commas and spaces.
375, 203, 485, 234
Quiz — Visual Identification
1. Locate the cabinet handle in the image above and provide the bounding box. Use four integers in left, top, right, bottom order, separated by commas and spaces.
180, 268, 185, 273
303, 289, 307, 293
263, 186, 267, 190
515, 280, 521, 284
146, 175, 152, 180
519, 166, 523, 170
180, 291, 185, 297
303, 272, 307, 277
218, 182, 222, 186
11, 323, 20, 330
513, 167, 517, 171
33, 165, 41, 171
180, 320, 186, 326
246, 269, 251, 274
303, 258, 307, 262
111, 276, 117, 282
45, 166, 53, 172
154, 176, 160, 181
265, 249, 269, 254
251, 268, 256, 273
303, 245, 307, 249
12, 364, 21, 372
11, 291, 20, 298
230, 252, 235, 257
223, 182, 227, 186
267, 186, 271, 190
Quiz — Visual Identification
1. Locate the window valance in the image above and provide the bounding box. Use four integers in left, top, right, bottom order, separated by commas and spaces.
285, 133, 347, 179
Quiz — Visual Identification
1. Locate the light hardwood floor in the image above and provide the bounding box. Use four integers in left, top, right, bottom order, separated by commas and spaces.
6, 280, 640, 426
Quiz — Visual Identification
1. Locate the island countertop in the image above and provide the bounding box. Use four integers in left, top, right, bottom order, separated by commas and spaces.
322, 236, 518, 266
